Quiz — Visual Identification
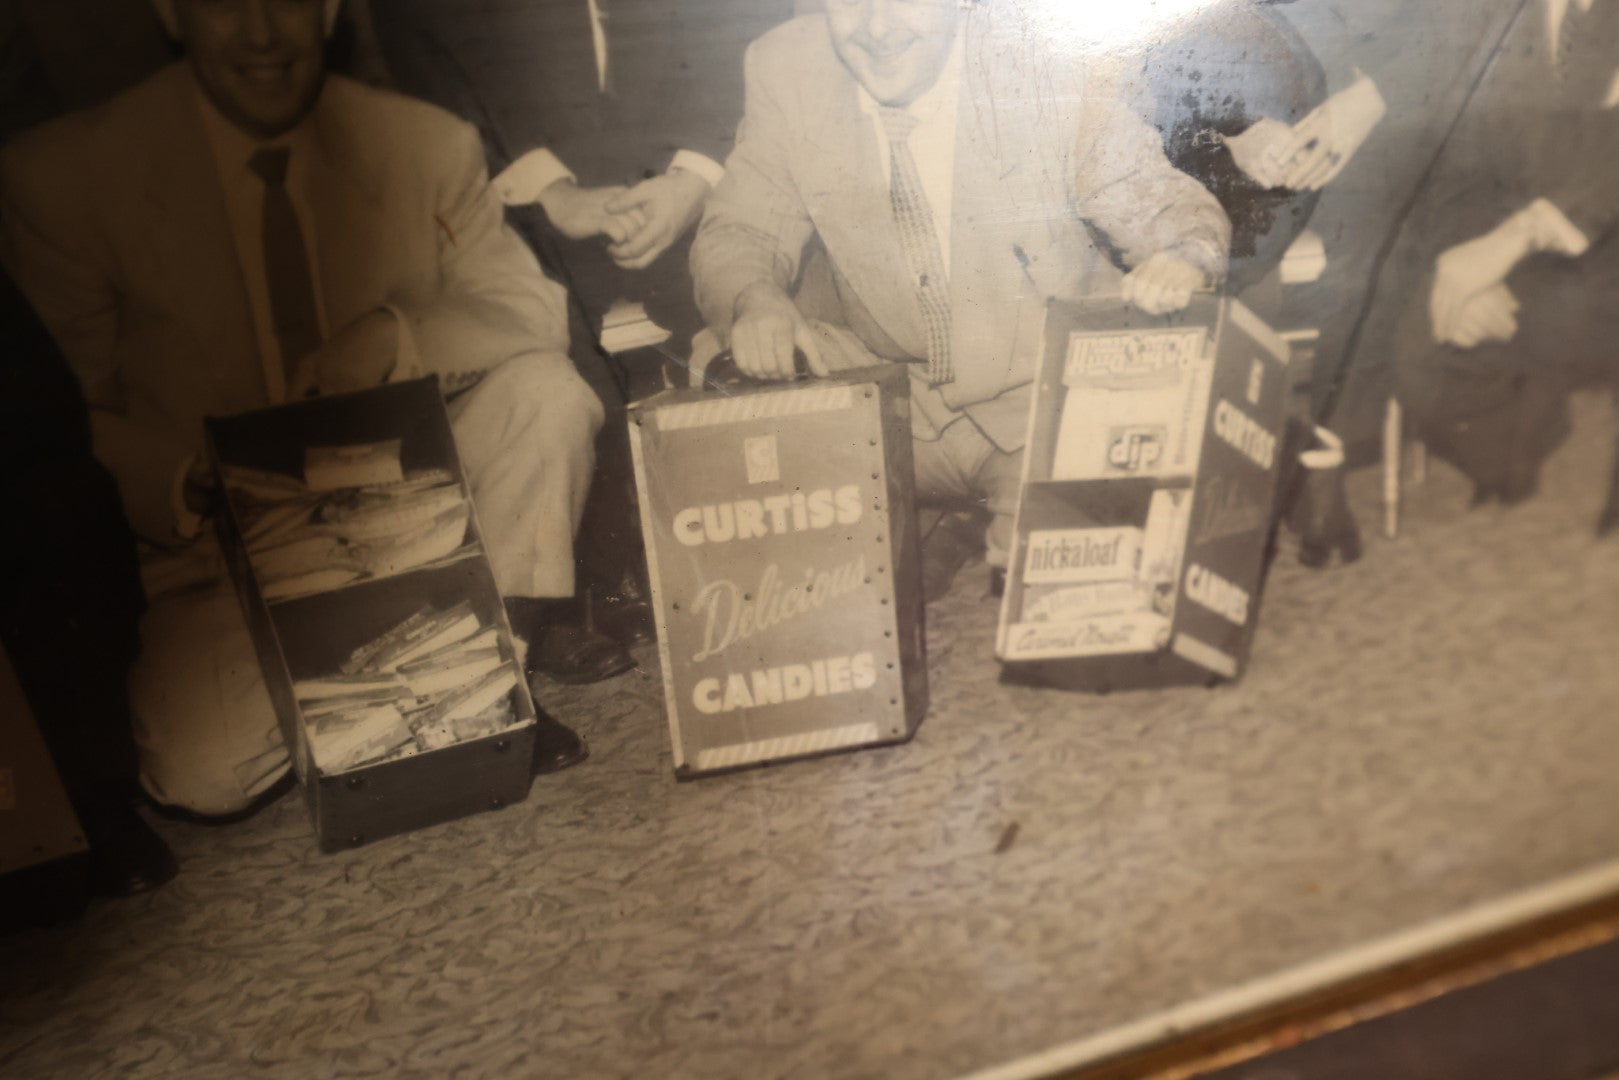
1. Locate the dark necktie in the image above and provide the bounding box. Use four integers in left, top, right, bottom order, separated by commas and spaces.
247, 147, 321, 390
877, 106, 953, 386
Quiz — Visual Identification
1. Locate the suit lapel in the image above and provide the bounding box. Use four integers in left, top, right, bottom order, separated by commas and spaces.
140, 67, 267, 414
306, 82, 396, 337
800, 69, 927, 359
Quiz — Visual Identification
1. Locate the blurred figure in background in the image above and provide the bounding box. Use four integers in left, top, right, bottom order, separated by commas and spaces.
0, 0, 176, 902
1395, 0, 1619, 529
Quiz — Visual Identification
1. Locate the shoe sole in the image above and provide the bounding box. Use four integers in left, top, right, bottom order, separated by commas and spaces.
533, 655, 636, 685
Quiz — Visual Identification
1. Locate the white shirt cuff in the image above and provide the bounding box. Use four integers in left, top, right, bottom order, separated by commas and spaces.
171, 453, 204, 542
669, 150, 724, 188
1522, 197, 1590, 258
493, 148, 576, 206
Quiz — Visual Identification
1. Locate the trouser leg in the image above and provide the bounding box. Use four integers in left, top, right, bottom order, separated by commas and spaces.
911, 417, 1024, 569
448, 354, 604, 601
129, 583, 288, 816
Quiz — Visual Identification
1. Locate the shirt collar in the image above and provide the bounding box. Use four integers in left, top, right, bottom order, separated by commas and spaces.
191, 68, 317, 180
855, 27, 967, 127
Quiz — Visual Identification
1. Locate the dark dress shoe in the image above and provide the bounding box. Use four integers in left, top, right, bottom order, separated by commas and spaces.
83, 798, 178, 898
1290, 427, 1361, 569
1296, 472, 1362, 568
921, 509, 987, 603
508, 596, 635, 683
529, 622, 635, 684
589, 581, 656, 649
528, 704, 589, 775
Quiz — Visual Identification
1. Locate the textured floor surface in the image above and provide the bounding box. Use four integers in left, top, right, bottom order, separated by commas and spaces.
4, 394, 1619, 1080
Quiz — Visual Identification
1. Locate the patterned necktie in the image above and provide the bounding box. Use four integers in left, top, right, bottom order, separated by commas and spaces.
877, 106, 953, 386
247, 147, 321, 391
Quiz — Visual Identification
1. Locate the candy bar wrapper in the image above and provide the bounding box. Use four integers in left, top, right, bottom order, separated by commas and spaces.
356, 503, 470, 579
251, 534, 360, 585
221, 464, 309, 503
309, 703, 414, 774
412, 699, 519, 752
304, 440, 405, 492
378, 468, 456, 495
400, 626, 500, 670
1021, 580, 1153, 624
341, 606, 434, 674
297, 669, 407, 698
384, 604, 481, 669
400, 646, 505, 700
425, 663, 520, 726
242, 498, 321, 550
1021, 526, 1142, 587
321, 485, 465, 543
1050, 327, 1214, 482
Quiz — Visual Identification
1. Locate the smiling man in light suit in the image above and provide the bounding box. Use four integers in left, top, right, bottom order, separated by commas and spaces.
0, 0, 621, 814
691, 0, 1230, 595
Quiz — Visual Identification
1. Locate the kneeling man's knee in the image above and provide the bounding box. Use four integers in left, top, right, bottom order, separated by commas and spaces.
475, 354, 605, 446
130, 590, 288, 816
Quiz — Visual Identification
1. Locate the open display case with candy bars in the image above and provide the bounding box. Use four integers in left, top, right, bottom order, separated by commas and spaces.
206, 378, 536, 851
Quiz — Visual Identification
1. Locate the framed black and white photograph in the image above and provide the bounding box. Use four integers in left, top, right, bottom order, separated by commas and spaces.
4, 2, 1619, 1077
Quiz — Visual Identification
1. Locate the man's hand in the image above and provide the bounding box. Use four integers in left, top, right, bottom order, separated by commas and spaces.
1223, 117, 1293, 190
1275, 72, 1387, 192
604, 169, 712, 270
1445, 284, 1520, 349
288, 309, 398, 398
1429, 221, 1533, 346
537, 178, 643, 244
1122, 252, 1204, 315
729, 282, 827, 380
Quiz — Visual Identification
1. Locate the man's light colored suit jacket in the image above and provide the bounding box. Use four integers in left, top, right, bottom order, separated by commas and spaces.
692, 12, 1230, 451
0, 63, 571, 543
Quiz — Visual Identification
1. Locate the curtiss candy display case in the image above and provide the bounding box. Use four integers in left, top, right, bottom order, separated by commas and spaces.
997, 295, 1291, 690
629, 363, 927, 776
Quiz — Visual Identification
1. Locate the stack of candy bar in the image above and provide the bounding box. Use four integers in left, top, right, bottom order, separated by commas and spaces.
223, 440, 472, 601
292, 601, 522, 774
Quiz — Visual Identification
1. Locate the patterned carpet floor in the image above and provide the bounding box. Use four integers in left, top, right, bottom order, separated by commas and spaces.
4, 394, 1619, 1080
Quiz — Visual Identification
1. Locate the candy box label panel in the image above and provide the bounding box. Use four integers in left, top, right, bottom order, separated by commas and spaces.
630, 366, 926, 774
207, 379, 535, 851
1173, 299, 1292, 675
